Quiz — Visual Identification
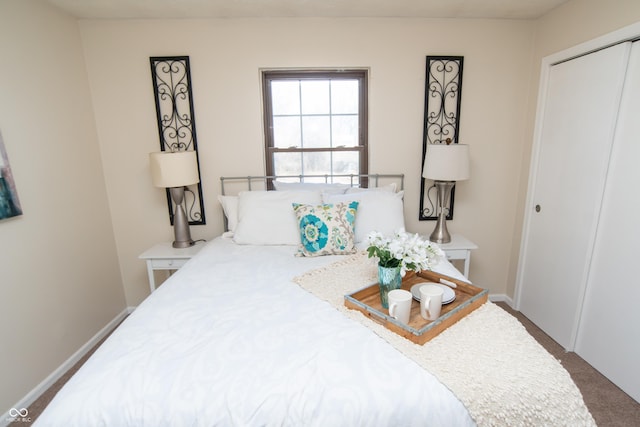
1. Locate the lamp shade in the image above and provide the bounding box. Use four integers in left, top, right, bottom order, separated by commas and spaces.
149, 151, 200, 188
422, 143, 470, 181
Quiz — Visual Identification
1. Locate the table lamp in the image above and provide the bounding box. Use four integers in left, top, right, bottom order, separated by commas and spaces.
149, 150, 200, 248
422, 143, 470, 244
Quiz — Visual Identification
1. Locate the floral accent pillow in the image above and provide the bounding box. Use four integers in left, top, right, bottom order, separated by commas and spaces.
292, 201, 359, 257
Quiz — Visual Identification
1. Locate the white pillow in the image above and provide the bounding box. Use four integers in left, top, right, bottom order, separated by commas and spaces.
323, 191, 405, 243
217, 195, 239, 232
273, 181, 350, 194
233, 190, 323, 245
344, 183, 397, 193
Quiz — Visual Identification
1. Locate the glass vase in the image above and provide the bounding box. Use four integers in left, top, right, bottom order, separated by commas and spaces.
378, 264, 402, 309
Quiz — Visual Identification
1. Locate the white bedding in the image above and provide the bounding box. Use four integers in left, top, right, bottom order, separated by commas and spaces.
36, 237, 475, 426
294, 253, 596, 426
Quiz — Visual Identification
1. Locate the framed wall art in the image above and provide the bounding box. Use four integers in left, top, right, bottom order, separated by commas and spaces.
150, 56, 206, 226
0, 131, 22, 220
419, 56, 464, 221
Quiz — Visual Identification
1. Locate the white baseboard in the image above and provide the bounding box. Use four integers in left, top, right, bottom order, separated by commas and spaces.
489, 293, 515, 308
1, 307, 134, 427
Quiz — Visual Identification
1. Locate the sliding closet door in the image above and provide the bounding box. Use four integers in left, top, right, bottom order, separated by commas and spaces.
517, 42, 630, 350
575, 41, 640, 402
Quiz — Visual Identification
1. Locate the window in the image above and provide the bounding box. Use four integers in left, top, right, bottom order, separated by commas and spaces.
262, 70, 368, 183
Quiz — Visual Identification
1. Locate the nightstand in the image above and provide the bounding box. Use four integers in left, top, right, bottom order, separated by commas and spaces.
139, 241, 206, 292
436, 234, 478, 277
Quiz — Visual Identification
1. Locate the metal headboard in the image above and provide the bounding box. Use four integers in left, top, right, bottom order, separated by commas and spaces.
220, 173, 404, 196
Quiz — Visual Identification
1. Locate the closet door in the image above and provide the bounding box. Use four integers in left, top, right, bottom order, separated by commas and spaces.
575, 41, 640, 402
517, 42, 630, 349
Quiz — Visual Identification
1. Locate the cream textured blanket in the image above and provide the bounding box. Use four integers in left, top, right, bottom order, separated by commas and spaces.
293, 252, 596, 427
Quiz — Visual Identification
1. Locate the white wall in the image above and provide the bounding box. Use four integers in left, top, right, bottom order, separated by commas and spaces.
78, 17, 535, 305
507, 0, 640, 297
0, 0, 125, 414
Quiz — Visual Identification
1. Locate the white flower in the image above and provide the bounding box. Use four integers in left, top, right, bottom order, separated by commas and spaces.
366, 230, 444, 275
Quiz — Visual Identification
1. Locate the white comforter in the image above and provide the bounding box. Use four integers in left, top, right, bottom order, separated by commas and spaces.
36, 238, 474, 427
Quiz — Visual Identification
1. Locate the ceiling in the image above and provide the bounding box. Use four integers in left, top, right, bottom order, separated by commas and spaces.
45, 0, 568, 20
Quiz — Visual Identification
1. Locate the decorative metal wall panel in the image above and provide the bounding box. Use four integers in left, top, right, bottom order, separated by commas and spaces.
150, 56, 205, 226
419, 56, 464, 221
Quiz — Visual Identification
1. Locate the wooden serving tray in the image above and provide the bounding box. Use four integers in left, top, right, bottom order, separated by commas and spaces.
344, 270, 488, 345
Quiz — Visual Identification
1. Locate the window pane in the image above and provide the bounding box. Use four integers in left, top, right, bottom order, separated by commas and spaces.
332, 151, 360, 176
273, 152, 302, 176
301, 80, 330, 115
302, 116, 330, 148
273, 116, 301, 148
263, 70, 367, 178
331, 80, 359, 114
302, 151, 331, 176
332, 115, 359, 147
271, 81, 300, 115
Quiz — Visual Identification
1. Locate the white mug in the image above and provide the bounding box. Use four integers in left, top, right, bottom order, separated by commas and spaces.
388, 289, 412, 324
420, 284, 444, 321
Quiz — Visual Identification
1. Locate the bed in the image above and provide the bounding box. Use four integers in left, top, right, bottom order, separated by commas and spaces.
35, 174, 596, 427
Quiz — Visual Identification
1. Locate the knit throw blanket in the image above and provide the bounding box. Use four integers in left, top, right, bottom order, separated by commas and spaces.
293, 253, 596, 427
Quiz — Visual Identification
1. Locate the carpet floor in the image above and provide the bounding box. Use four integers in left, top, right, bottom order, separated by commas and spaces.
14, 303, 640, 426
496, 302, 640, 426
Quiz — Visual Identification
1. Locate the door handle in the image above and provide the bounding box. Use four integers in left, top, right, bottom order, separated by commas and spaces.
535, 204, 541, 213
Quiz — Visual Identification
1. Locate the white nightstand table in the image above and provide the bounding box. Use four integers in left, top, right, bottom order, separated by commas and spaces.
139, 241, 206, 292
434, 234, 478, 277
